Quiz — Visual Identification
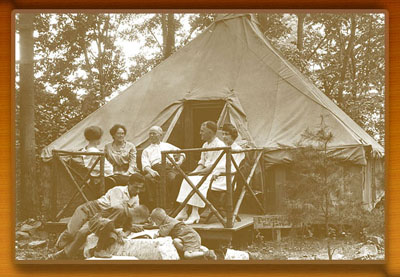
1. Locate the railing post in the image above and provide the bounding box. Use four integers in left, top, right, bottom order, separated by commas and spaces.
100, 153, 105, 196
161, 152, 167, 209
226, 147, 233, 228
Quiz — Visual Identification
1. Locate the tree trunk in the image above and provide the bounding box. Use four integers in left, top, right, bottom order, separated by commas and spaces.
162, 13, 175, 59
19, 13, 37, 219
297, 14, 306, 52
337, 15, 356, 105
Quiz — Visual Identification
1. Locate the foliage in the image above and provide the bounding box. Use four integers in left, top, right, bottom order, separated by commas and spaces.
15, 12, 385, 219
258, 13, 385, 145
122, 13, 217, 83
284, 119, 356, 259
285, 119, 351, 224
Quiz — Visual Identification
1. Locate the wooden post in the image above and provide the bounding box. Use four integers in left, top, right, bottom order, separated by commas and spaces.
99, 154, 105, 196
260, 149, 267, 213
161, 152, 167, 209
225, 148, 233, 228
272, 229, 282, 242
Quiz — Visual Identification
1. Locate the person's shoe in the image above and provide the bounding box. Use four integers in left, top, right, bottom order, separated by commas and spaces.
183, 214, 200, 225
48, 249, 67, 260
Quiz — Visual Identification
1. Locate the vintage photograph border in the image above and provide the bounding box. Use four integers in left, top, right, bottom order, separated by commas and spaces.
1, 1, 396, 276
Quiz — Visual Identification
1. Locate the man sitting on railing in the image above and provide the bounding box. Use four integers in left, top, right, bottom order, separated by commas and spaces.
55, 173, 146, 252
175, 121, 225, 224
142, 126, 185, 211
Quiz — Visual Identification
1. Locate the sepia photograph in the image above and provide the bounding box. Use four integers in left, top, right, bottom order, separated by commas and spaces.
14, 11, 385, 262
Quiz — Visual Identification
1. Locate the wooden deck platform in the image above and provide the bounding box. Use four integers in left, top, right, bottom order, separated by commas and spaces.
45, 213, 256, 245
193, 213, 254, 231
191, 213, 255, 244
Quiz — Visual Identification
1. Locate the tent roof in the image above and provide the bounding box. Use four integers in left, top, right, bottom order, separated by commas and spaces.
42, 14, 384, 164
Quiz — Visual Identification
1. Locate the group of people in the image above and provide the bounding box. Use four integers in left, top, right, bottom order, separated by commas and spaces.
51, 120, 245, 260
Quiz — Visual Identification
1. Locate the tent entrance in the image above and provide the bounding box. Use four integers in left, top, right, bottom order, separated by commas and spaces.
168, 100, 225, 170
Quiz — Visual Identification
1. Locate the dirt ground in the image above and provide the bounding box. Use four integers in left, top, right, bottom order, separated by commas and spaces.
246, 236, 384, 260
15, 225, 384, 261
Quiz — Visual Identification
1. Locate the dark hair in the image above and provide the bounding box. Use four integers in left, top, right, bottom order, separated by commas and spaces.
84, 126, 103, 141
133, 205, 150, 220
109, 124, 127, 137
222, 123, 238, 140
202, 121, 217, 134
127, 205, 150, 226
128, 172, 145, 185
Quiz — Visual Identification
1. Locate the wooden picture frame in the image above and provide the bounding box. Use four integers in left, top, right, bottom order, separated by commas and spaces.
1, 2, 396, 276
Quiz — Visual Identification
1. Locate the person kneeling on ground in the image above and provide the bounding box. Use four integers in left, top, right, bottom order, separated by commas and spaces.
150, 208, 216, 260
55, 173, 145, 251
50, 204, 149, 260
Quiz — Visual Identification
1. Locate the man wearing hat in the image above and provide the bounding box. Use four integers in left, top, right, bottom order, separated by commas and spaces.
55, 173, 146, 252
141, 126, 185, 210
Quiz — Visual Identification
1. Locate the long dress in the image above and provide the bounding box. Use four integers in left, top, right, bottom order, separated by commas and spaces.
176, 137, 225, 208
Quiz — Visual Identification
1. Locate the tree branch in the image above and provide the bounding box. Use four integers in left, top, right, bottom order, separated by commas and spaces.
148, 26, 163, 52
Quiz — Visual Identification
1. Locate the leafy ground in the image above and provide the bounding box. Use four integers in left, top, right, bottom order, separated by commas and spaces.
15, 219, 384, 261
246, 236, 384, 260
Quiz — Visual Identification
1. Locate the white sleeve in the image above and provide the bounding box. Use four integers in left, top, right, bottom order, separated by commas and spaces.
141, 148, 151, 170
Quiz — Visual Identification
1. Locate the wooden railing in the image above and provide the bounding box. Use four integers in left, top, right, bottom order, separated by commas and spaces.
160, 147, 266, 228
52, 150, 105, 221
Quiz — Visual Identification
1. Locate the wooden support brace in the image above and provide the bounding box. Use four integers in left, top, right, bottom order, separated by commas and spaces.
167, 155, 226, 226
169, 150, 225, 217
57, 156, 90, 203
231, 151, 265, 218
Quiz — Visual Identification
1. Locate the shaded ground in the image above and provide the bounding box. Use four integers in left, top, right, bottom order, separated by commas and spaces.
15, 219, 384, 261
246, 236, 384, 260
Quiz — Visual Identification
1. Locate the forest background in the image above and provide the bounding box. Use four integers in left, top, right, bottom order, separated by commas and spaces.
14, 12, 385, 219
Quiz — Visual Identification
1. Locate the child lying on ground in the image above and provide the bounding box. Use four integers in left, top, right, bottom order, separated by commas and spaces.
150, 208, 217, 260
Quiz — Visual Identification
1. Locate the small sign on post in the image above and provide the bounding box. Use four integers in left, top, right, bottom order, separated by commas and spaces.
253, 215, 292, 229
253, 215, 293, 242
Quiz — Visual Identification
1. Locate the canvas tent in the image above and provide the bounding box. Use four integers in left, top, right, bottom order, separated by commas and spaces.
41, 14, 384, 209
42, 13, 383, 164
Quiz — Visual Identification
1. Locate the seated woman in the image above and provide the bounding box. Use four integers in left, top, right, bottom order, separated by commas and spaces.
175, 121, 225, 224
81, 126, 114, 178
208, 123, 245, 212
105, 124, 139, 187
